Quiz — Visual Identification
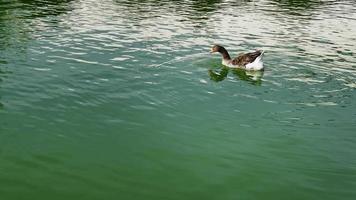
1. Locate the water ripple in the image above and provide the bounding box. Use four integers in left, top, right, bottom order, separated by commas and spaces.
1, 0, 356, 199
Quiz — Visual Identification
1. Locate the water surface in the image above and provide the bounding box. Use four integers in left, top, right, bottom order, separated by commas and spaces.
1, 0, 356, 199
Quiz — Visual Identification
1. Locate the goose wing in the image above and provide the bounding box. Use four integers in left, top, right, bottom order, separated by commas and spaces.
231, 50, 263, 66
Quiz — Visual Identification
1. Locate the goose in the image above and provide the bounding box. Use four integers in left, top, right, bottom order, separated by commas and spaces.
210, 45, 264, 71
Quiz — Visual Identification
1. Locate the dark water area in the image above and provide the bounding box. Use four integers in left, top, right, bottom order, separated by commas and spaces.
1, 0, 356, 199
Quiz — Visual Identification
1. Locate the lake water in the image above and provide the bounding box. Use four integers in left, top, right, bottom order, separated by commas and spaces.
1, 0, 356, 199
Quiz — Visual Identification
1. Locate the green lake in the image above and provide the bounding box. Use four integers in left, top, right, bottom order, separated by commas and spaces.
1, 0, 356, 199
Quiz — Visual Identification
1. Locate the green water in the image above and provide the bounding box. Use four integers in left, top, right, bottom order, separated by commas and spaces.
1, 0, 356, 199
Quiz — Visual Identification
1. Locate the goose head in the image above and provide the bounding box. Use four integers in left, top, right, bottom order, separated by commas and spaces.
210, 44, 223, 54
210, 44, 231, 60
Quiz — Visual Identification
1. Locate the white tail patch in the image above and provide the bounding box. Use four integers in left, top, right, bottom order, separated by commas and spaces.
245, 51, 264, 71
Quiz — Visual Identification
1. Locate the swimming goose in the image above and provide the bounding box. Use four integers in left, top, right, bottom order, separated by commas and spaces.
210, 45, 264, 71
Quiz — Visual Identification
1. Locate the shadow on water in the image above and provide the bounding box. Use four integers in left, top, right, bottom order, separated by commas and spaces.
208, 66, 264, 85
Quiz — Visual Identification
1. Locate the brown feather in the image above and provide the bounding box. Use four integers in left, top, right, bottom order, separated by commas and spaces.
231, 50, 263, 66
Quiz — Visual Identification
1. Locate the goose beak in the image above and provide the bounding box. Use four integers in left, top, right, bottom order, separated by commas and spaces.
209, 48, 214, 54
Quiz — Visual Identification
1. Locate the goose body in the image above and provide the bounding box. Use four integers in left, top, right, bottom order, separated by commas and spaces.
210, 45, 264, 71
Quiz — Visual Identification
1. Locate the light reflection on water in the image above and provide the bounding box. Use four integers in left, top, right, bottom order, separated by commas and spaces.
1, 0, 356, 199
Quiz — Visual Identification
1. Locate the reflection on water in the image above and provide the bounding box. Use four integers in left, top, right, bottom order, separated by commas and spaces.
273, 0, 322, 11
0, 5, 28, 52
0, 0, 74, 57
18, 0, 74, 17
208, 66, 264, 85
183, 0, 222, 24
0, 67, 5, 109
208, 66, 229, 82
